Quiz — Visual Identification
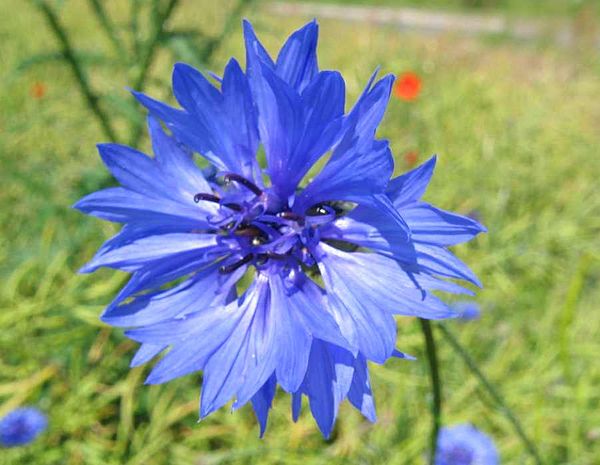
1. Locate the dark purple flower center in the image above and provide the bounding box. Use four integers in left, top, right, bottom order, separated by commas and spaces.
194, 173, 339, 273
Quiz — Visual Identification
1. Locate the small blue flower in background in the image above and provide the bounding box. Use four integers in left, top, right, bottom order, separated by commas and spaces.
452, 301, 481, 321
0, 407, 48, 447
435, 424, 499, 465
75, 19, 485, 437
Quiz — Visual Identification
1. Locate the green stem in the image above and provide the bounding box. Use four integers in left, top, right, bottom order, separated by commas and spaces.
438, 324, 544, 465
32, 0, 117, 141
128, 0, 180, 147
420, 319, 442, 465
87, 0, 125, 56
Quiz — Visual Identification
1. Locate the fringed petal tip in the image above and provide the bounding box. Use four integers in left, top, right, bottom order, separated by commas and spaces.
392, 349, 417, 361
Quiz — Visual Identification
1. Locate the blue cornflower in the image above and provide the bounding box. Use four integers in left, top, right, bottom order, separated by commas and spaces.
0, 407, 48, 447
452, 301, 481, 320
435, 424, 499, 465
75, 20, 485, 437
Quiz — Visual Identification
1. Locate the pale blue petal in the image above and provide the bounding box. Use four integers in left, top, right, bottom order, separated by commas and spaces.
80, 233, 222, 273
147, 115, 212, 195
348, 354, 376, 422
73, 187, 211, 226
302, 340, 354, 438
401, 202, 487, 246
387, 156, 437, 208
315, 243, 397, 363
130, 343, 166, 367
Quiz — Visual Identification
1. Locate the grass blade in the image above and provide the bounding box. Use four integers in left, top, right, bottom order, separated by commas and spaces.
31, 0, 117, 141
87, 0, 125, 56
439, 324, 544, 465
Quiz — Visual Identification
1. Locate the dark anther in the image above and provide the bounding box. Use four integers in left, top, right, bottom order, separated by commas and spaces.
277, 211, 305, 225
222, 202, 242, 212
306, 205, 329, 216
219, 254, 254, 274
223, 173, 263, 196
194, 193, 220, 204
266, 251, 288, 260
234, 226, 263, 237
255, 251, 287, 266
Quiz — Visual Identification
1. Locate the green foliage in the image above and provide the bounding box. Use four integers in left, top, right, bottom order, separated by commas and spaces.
1, 1, 600, 464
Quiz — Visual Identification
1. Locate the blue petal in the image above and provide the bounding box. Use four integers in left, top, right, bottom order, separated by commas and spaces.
348, 354, 376, 422
97, 143, 186, 203
293, 71, 345, 178
268, 271, 348, 393
172, 61, 260, 181
336, 74, 394, 154
95, 223, 197, 257
249, 61, 304, 197
130, 343, 166, 367
73, 187, 211, 226
315, 244, 462, 359
285, 272, 350, 349
392, 349, 417, 361
221, 58, 261, 180
415, 243, 482, 287
243, 20, 275, 72
268, 273, 312, 393
103, 248, 232, 307
124, 302, 236, 346
323, 202, 415, 262
80, 233, 223, 273
172, 62, 222, 115
302, 340, 355, 438
400, 202, 487, 246
291, 392, 302, 422
299, 75, 395, 208
201, 277, 277, 417
252, 64, 345, 198
133, 90, 216, 164
251, 374, 277, 438
101, 263, 242, 327
142, 306, 241, 384
298, 139, 393, 209
147, 116, 212, 195
387, 156, 437, 207
275, 20, 319, 93
314, 243, 397, 363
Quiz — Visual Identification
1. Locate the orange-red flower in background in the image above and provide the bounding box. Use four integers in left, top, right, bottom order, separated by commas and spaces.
393, 72, 421, 101
31, 82, 46, 99
403, 150, 419, 167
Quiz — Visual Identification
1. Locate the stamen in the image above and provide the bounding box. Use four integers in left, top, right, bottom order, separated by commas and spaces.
277, 211, 305, 225
305, 205, 336, 225
219, 254, 254, 274
306, 205, 331, 216
255, 251, 288, 266
234, 226, 263, 237
194, 193, 220, 204
223, 173, 263, 196
265, 251, 288, 260
222, 202, 242, 212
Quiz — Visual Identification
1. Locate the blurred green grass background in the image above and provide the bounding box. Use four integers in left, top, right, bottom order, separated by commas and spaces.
1, 0, 600, 464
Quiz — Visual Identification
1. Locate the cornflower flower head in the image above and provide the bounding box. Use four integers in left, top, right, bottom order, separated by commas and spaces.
0, 407, 48, 447
75, 19, 485, 437
452, 301, 481, 321
435, 424, 499, 465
